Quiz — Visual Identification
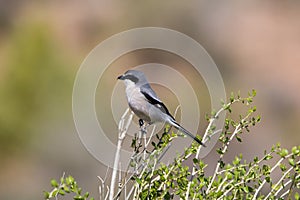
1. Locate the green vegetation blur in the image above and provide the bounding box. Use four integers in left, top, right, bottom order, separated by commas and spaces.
0, 23, 71, 156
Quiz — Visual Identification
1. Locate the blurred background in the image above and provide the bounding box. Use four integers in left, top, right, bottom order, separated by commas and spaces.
0, 1, 299, 199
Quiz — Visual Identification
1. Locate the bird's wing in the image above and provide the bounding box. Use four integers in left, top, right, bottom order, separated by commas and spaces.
140, 84, 175, 120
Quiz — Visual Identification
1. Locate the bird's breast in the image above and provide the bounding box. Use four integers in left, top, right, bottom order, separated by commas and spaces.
125, 86, 151, 122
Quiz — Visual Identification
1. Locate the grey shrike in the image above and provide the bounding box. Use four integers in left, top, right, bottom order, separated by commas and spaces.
117, 70, 205, 146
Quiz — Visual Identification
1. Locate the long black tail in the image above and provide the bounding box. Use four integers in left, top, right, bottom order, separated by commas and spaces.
169, 119, 206, 146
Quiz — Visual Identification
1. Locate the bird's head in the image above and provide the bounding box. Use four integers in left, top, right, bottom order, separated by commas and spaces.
117, 70, 147, 87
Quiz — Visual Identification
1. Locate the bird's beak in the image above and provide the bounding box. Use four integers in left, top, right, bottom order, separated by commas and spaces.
117, 74, 124, 80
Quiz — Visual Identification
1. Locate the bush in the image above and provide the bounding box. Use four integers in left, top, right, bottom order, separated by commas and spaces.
45, 90, 300, 200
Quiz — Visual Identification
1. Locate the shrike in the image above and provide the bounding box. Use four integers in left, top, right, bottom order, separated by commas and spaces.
117, 70, 205, 146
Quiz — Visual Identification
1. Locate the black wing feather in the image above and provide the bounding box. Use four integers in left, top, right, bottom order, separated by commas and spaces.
140, 84, 175, 120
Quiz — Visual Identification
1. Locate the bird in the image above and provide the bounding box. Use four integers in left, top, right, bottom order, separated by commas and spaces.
117, 69, 205, 146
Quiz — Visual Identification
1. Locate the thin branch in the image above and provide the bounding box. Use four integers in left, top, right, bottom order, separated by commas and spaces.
216, 176, 228, 192
273, 163, 299, 197
279, 174, 300, 199
215, 151, 274, 194
206, 123, 242, 194
216, 181, 245, 200
174, 105, 181, 118
105, 186, 110, 200
109, 108, 133, 200
257, 153, 294, 200
185, 104, 229, 199
97, 176, 105, 200
126, 186, 135, 200
55, 172, 65, 200
185, 100, 244, 198
145, 125, 156, 147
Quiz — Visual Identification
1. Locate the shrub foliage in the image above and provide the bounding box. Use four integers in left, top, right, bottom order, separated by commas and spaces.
45, 90, 300, 200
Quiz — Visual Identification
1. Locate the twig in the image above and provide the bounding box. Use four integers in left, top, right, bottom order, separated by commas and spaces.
273, 163, 299, 197
174, 105, 181, 118
55, 172, 65, 200
206, 122, 242, 195
98, 166, 110, 200
105, 186, 109, 200
145, 125, 156, 147
109, 108, 133, 200
257, 153, 294, 200
185, 101, 235, 199
279, 174, 299, 199
126, 186, 135, 200
216, 179, 250, 200
98, 176, 105, 200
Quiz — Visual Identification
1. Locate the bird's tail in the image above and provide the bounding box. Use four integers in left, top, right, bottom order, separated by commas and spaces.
168, 119, 206, 146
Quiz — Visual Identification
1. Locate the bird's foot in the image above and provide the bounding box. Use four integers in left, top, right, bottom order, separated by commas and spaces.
139, 119, 148, 135
139, 119, 144, 127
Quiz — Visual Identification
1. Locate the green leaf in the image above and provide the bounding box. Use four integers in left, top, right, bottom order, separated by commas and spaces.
279, 148, 288, 158
226, 172, 233, 180
216, 148, 223, 155
233, 156, 240, 165
58, 189, 65, 195
265, 176, 271, 183
256, 115, 261, 122
230, 92, 234, 103
51, 189, 59, 197
237, 90, 241, 98
74, 196, 85, 200
193, 158, 199, 164
280, 163, 286, 171
262, 165, 271, 175
236, 136, 242, 142
84, 192, 89, 198
44, 191, 50, 199
277, 142, 281, 148
242, 186, 249, 193
252, 89, 257, 97
164, 191, 172, 200
135, 177, 142, 185
292, 146, 300, 155
151, 141, 156, 147
51, 179, 59, 187
219, 160, 225, 169
295, 192, 300, 200
66, 176, 75, 185
288, 158, 295, 166
264, 154, 273, 160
